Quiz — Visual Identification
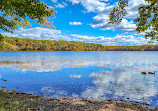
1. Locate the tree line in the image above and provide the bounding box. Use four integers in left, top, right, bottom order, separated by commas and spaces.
0, 37, 158, 51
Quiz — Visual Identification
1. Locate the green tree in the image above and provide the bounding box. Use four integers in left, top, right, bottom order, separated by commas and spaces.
109, 0, 158, 41
0, 0, 56, 40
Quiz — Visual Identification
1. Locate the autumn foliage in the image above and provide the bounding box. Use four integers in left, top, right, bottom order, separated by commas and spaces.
0, 37, 158, 51
0, 0, 56, 40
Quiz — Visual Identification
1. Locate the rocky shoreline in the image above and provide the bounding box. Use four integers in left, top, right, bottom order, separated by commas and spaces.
1, 90, 158, 111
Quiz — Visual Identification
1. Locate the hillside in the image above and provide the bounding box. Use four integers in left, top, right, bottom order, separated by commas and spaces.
0, 37, 158, 51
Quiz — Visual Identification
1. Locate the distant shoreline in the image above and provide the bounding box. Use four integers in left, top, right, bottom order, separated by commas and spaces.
1, 50, 158, 51
0, 37, 158, 51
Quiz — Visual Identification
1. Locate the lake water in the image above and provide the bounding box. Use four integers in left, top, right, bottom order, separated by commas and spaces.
0, 51, 158, 106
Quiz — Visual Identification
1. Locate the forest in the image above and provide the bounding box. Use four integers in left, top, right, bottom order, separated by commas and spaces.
0, 36, 158, 51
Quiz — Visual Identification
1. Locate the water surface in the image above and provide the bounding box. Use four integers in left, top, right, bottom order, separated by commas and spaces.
0, 51, 158, 106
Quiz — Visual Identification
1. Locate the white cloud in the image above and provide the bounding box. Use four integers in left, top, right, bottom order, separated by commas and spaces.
71, 34, 150, 45
2, 26, 154, 46
62, 2, 67, 6
67, 0, 148, 34
51, 0, 58, 3
68, 0, 81, 5
100, 0, 109, 2
55, 2, 67, 8
2, 27, 71, 41
68, 0, 108, 12
2, 33, 18, 37
91, 14, 136, 33
1, 0, 152, 47
2, 26, 151, 46
125, 0, 148, 18
48, 5, 54, 9
55, 3, 64, 8
69, 21, 83, 25
71, 34, 95, 40
51, 0, 67, 8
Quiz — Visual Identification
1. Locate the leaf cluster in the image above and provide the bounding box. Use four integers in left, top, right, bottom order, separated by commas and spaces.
134, 0, 158, 41
109, 0, 128, 24
109, 0, 158, 41
0, 0, 56, 33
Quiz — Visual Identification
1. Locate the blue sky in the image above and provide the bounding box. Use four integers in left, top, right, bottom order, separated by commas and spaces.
1, 0, 156, 45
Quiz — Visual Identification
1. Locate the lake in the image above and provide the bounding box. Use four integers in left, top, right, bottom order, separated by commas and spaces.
0, 51, 158, 106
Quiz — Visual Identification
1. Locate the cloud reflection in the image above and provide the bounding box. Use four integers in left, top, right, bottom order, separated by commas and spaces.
0, 52, 158, 72
81, 70, 158, 102
41, 87, 68, 97
70, 74, 81, 78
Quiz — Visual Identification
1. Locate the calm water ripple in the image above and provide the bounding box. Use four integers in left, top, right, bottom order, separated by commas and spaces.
0, 51, 158, 106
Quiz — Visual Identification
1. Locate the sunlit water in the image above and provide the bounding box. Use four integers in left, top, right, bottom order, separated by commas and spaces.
0, 51, 158, 106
